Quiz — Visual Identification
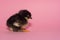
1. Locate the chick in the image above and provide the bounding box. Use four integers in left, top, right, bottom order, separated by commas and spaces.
6, 9, 32, 32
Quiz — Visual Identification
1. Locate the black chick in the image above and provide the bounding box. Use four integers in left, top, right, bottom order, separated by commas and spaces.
6, 9, 32, 32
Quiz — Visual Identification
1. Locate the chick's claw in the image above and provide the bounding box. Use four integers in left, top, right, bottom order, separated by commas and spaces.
22, 30, 30, 32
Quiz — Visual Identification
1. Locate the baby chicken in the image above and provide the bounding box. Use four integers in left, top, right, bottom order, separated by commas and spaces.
6, 9, 32, 32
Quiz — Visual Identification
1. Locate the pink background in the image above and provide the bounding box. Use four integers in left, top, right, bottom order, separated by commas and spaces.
0, 0, 60, 40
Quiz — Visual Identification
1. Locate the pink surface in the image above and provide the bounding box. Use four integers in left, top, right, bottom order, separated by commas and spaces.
0, 0, 60, 40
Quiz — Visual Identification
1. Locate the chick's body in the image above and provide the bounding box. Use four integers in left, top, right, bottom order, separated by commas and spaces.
7, 14, 28, 32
